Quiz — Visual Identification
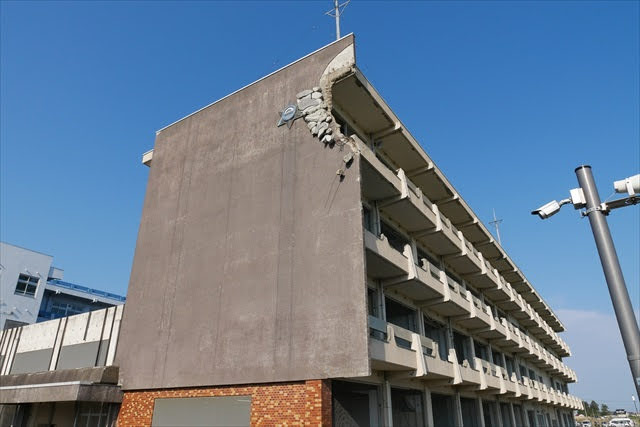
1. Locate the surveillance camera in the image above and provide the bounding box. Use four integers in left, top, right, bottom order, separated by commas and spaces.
531, 200, 562, 219
614, 174, 640, 196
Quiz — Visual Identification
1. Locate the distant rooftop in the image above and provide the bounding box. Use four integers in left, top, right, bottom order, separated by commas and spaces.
46, 279, 126, 303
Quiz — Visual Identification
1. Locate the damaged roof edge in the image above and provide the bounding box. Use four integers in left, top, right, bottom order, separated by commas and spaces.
156, 33, 355, 135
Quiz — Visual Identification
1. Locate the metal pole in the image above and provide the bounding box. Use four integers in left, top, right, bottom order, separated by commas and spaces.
575, 165, 640, 397
334, 0, 340, 40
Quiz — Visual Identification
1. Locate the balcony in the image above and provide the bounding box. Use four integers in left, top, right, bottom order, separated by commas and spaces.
424, 275, 472, 317
444, 233, 484, 276
364, 229, 409, 279
474, 358, 503, 392
454, 292, 493, 332
378, 173, 439, 236
368, 316, 456, 381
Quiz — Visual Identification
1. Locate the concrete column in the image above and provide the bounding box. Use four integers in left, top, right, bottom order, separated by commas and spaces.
477, 397, 486, 427
446, 319, 455, 353
508, 403, 517, 427
495, 401, 504, 427
453, 392, 464, 427
468, 336, 477, 366
373, 201, 382, 236
487, 344, 495, 365
377, 280, 386, 320
424, 386, 434, 427
382, 378, 393, 427
417, 308, 426, 336
411, 239, 419, 265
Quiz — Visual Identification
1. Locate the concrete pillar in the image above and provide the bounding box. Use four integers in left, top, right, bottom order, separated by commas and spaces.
453, 392, 464, 427
417, 308, 426, 336
477, 397, 486, 427
424, 386, 434, 427
377, 280, 386, 320
382, 378, 393, 427
508, 402, 517, 427
373, 201, 381, 236
495, 401, 504, 427
469, 336, 477, 363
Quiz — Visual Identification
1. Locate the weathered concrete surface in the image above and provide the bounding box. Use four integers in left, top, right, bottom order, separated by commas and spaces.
0, 383, 122, 404
117, 34, 369, 390
0, 366, 121, 403
0, 366, 119, 387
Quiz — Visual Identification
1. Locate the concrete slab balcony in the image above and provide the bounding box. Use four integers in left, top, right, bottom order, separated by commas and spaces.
454, 293, 493, 332
474, 314, 508, 341
368, 317, 458, 384
424, 276, 472, 317
444, 234, 484, 276
378, 173, 439, 235
462, 259, 501, 292
383, 258, 446, 304
417, 210, 462, 257
368, 316, 417, 372
359, 144, 403, 201
364, 229, 409, 279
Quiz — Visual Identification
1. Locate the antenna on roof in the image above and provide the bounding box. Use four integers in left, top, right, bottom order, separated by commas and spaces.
489, 209, 503, 246
325, 0, 351, 40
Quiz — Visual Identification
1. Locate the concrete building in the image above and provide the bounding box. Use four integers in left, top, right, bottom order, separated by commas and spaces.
0, 242, 126, 330
0, 306, 124, 426
115, 35, 582, 426
0, 35, 583, 426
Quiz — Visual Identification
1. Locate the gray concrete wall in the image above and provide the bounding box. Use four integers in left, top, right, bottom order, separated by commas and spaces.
0, 305, 123, 375
116, 34, 370, 390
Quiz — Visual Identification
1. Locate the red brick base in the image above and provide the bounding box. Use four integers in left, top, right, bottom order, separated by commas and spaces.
116, 379, 332, 426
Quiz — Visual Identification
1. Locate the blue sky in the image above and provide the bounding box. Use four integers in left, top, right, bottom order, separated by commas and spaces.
1, 0, 638, 410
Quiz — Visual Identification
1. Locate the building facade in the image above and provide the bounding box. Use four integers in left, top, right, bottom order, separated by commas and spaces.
0, 306, 124, 426
0, 242, 126, 330
114, 35, 582, 426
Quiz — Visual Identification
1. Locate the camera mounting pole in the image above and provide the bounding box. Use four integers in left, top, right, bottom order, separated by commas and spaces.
575, 165, 640, 397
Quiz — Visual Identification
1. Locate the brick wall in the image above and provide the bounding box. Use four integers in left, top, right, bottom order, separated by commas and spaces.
116, 379, 332, 426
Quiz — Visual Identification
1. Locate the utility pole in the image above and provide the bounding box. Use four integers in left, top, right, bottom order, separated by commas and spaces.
574, 166, 640, 397
489, 209, 503, 245
532, 167, 640, 396
326, 0, 351, 40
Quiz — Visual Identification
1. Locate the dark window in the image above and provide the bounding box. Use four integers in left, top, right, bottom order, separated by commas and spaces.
385, 297, 417, 333
380, 220, 409, 253
416, 247, 438, 266
474, 341, 489, 361
50, 302, 84, 318
483, 401, 499, 427
520, 365, 528, 380
363, 204, 374, 233
391, 388, 424, 427
431, 394, 455, 427
505, 356, 515, 378
15, 274, 38, 297
423, 316, 448, 360
460, 398, 479, 427
332, 380, 379, 426
492, 350, 505, 368
500, 403, 513, 427
453, 331, 471, 365
445, 270, 461, 287
367, 288, 377, 317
